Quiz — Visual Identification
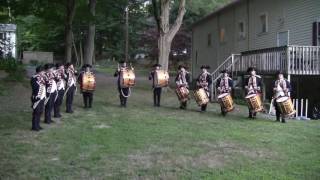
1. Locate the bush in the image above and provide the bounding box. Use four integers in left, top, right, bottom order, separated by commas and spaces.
0, 57, 25, 82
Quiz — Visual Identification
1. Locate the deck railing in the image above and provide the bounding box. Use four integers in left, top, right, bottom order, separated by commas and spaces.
288, 46, 320, 75
234, 45, 320, 75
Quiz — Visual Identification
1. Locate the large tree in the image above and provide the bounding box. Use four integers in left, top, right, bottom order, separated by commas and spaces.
152, 0, 186, 71
64, 0, 76, 63
83, 0, 96, 65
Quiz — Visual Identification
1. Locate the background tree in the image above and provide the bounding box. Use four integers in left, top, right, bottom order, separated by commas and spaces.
151, 0, 186, 71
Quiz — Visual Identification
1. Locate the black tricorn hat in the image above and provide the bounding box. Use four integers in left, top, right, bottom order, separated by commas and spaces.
119, 60, 127, 64
82, 64, 92, 69
178, 65, 186, 70
220, 69, 229, 74
276, 71, 284, 76
44, 63, 54, 70
36, 65, 44, 73
247, 67, 256, 73
55, 63, 64, 68
65, 63, 73, 68
200, 65, 210, 69
153, 63, 162, 68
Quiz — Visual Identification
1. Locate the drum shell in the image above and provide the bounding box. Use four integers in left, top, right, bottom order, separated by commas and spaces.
175, 87, 189, 102
276, 97, 296, 116
218, 93, 234, 112
120, 70, 135, 88
245, 94, 264, 112
154, 70, 169, 88
82, 73, 96, 92
193, 88, 209, 106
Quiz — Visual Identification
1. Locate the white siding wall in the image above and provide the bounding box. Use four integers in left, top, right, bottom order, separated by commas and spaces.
191, 0, 320, 78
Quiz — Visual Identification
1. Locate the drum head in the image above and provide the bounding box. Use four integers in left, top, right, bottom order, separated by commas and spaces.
245, 94, 257, 99
276, 96, 289, 103
218, 93, 229, 99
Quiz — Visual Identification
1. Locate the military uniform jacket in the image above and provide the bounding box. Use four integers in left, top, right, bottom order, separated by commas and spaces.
245, 75, 262, 94
216, 77, 233, 94
175, 71, 190, 88
31, 74, 46, 106
196, 72, 212, 91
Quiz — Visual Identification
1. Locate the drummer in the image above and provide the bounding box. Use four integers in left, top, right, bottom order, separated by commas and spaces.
149, 64, 162, 107
175, 65, 190, 109
273, 71, 291, 123
114, 61, 130, 107
245, 67, 263, 119
216, 69, 233, 116
196, 65, 212, 112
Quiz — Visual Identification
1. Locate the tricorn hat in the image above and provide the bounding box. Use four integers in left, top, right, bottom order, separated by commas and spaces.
220, 69, 229, 74
153, 63, 162, 68
44, 63, 54, 70
200, 65, 210, 69
247, 67, 256, 73
36, 65, 44, 73
178, 65, 186, 70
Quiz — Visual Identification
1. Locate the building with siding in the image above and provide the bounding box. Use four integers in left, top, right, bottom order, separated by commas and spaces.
191, 0, 320, 118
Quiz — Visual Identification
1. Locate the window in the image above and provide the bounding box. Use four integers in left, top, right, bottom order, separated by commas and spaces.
313, 22, 320, 46
260, 13, 268, 33
238, 21, 245, 39
207, 33, 212, 47
220, 28, 226, 43
0, 33, 4, 40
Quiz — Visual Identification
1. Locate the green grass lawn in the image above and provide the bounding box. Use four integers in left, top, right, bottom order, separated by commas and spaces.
0, 71, 319, 179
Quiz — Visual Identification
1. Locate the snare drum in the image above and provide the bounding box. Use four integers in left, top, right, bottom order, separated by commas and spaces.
120, 69, 135, 88
154, 70, 169, 87
193, 88, 209, 106
245, 94, 263, 112
217, 93, 234, 112
82, 73, 96, 92
175, 86, 189, 102
276, 96, 295, 116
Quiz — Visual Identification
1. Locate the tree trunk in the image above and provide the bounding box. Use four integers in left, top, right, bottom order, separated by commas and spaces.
158, 34, 171, 71
64, 0, 76, 63
84, 0, 96, 65
156, 0, 186, 71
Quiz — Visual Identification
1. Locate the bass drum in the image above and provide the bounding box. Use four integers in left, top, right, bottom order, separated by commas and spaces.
175, 86, 189, 102
120, 69, 135, 88
245, 94, 263, 112
193, 88, 209, 106
276, 96, 296, 116
82, 73, 96, 92
154, 70, 169, 87
217, 93, 234, 112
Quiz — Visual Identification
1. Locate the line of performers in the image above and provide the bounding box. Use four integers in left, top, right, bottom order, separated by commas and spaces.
30, 61, 296, 131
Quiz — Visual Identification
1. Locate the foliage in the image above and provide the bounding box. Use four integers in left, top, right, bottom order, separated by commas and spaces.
0, 57, 25, 82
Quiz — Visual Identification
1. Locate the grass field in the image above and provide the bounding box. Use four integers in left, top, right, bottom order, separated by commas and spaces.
0, 68, 319, 179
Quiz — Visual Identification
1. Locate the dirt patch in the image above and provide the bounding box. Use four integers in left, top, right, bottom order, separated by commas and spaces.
0, 70, 8, 79
93, 124, 111, 129
128, 141, 275, 172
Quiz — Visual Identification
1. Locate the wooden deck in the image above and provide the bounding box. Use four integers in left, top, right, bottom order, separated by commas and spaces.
233, 45, 320, 75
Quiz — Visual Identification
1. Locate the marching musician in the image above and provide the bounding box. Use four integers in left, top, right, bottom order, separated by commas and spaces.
65, 63, 77, 113
53, 63, 67, 118
114, 61, 131, 107
44, 63, 58, 124
196, 65, 212, 112
30, 65, 46, 131
216, 69, 233, 115
149, 64, 162, 107
273, 71, 291, 123
78, 64, 95, 108
175, 65, 190, 109
245, 67, 263, 119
